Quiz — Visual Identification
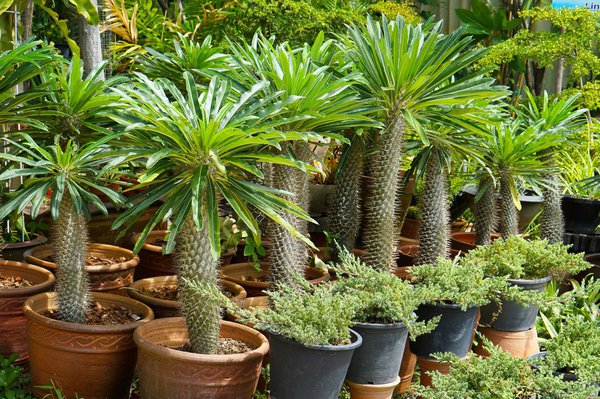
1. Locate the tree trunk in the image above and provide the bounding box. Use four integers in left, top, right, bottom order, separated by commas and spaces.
541, 172, 564, 244
78, 0, 105, 80
175, 213, 220, 354
415, 153, 449, 265
499, 173, 519, 238
22, 0, 34, 40
474, 177, 498, 246
361, 115, 405, 271
54, 195, 90, 324
328, 141, 363, 251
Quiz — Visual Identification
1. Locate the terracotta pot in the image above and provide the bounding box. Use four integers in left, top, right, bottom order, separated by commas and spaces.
475, 327, 540, 359
396, 244, 461, 267
132, 231, 236, 280
134, 317, 269, 399
0, 234, 47, 262
417, 355, 464, 388
347, 376, 400, 399
25, 243, 139, 293
221, 262, 330, 297
0, 261, 55, 364
395, 341, 417, 394
400, 218, 419, 239
450, 232, 501, 253
129, 276, 247, 318
24, 292, 154, 399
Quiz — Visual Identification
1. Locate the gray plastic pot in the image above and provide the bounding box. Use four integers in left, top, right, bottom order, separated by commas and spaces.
269, 329, 362, 399
410, 303, 479, 359
346, 322, 408, 385
480, 276, 551, 332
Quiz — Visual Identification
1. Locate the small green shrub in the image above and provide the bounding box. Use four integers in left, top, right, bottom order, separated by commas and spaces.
462, 236, 591, 280
0, 354, 30, 399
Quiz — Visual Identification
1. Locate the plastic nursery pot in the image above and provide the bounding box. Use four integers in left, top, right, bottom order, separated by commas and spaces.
24, 291, 154, 399
528, 352, 579, 382
450, 232, 502, 253
268, 329, 362, 399
0, 261, 55, 364
25, 243, 139, 293
479, 276, 551, 332
410, 303, 479, 359
134, 317, 269, 399
0, 233, 47, 262
220, 262, 330, 297
132, 230, 236, 280
347, 376, 401, 399
129, 276, 247, 318
562, 195, 600, 235
579, 254, 600, 281
346, 322, 408, 385
475, 327, 540, 359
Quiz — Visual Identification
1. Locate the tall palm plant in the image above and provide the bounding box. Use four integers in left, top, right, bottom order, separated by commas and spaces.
111, 73, 315, 354
520, 90, 587, 244
343, 15, 506, 271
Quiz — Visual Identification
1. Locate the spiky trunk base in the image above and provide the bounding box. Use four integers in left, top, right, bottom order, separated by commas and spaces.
541, 173, 564, 244
415, 154, 449, 265
54, 195, 90, 324
362, 116, 405, 271
176, 214, 220, 354
499, 173, 519, 238
474, 178, 498, 246
329, 142, 363, 250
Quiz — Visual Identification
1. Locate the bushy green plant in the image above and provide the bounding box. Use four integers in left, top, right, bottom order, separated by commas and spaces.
329, 247, 437, 338
462, 236, 591, 280
409, 258, 532, 310
0, 354, 31, 399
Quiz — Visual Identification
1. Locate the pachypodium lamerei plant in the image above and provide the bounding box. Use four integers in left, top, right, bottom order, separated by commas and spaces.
111, 73, 315, 354
343, 15, 506, 271
520, 90, 587, 244
225, 33, 376, 287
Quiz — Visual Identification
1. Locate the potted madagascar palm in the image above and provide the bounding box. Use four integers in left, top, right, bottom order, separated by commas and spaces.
111, 73, 315, 398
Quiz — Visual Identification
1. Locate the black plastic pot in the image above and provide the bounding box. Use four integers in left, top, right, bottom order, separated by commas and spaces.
410, 303, 478, 359
562, 195, 600, 235
479, 276, 551, 332
346, 322, 408, 385
580, 254, 600, 281
528, 352, 578, 382
269, 329, 362, 399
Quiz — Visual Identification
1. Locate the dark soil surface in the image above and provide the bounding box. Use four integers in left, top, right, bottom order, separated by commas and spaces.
0, 274, 33, 289
240, 275, 268, 283
142, 286, 234, 300
45, 303, 142, 325
150, 239, 168, 247
47, 255, 128, 266
172, 337, 254, 355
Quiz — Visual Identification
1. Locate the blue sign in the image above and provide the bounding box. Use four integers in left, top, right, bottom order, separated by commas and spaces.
552, 0, 600, 10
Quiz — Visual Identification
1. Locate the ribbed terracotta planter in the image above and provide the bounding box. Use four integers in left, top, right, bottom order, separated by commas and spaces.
129, 276, 247, 318
25, 243, 139, 293
417, 355, 465, 388
24, 292, 154, 399
347, 376, 400, 399
475, 327, 540, 359
221, 262, 330, 297
132, 231, 236, 279
134, 318, 269, 399
0, 234, 47, 262
0, 261, 55, 364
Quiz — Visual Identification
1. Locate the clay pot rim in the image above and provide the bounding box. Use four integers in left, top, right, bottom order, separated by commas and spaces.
269, 328, 363, 352
347, 375, 401, 389
133, 230, 237, 258
24, 243, 139, 273
0, 261, 55, 297
352, 321, 407, 330
129, 276, 247, 308
23, 291, 154, 333
0, 233, 47, 250
221, 262, 330, 288
134, 317, 269, 363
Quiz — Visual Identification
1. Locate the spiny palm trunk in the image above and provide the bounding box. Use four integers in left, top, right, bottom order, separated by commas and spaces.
541, 172, 564, 244
329, 142, 363, 250
362, 115, 405, 271
499, 172, 519, 238
175, 213, 220, 354
294, 143, 313, 264
54, 194, 90, 324
393, 171, 409, 244
474, 178, 498, 246
415, 154, 449, 265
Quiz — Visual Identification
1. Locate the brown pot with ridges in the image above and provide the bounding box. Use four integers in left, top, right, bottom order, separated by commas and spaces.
24, 292, 154, 399
24, 243, 139, 293
0, 261, 55, 364
134, 317, 269, 399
